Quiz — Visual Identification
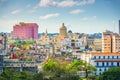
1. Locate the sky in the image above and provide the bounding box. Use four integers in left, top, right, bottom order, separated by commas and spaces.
0, 0, 120, 34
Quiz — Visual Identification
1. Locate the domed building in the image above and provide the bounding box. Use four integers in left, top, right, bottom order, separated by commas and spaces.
59, 23, 67, 38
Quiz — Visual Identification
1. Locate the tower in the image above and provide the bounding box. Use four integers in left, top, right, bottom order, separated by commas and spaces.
59, 23, 67, 38
119, 20, 120, 34
45, 29, 48, 37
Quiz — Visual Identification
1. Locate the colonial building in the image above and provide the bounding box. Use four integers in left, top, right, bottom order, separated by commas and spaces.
91, 52, 120, 75
38, 29, 53, 45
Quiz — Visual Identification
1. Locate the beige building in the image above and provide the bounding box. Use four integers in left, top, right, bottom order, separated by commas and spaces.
94, 38, 102, 51
102, 31, 113, 53
102, 30, 120, 53
38, 29, 53, 45
53, 23, 68, 53
112, 34, 120, 52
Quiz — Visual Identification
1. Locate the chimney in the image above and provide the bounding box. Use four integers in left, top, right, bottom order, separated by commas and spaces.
119, 20, 120, 34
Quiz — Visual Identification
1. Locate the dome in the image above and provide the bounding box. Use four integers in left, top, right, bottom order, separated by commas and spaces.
60, 23, 67, 29
68, 30, 72, 33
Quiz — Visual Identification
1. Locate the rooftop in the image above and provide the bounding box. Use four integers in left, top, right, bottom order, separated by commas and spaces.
92, 52, 120, 56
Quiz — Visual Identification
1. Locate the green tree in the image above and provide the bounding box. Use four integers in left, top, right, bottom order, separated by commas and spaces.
33, 72, 44, 80
42, 58, 81, 80
99, 67, 120, 80
0, 68, 34, 80
70, 60, 97, 78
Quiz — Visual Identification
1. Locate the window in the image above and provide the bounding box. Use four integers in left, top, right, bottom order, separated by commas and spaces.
96, 62, 99, 66
117, 56, 119, 59
117, 62, 119, 66
111, 62, 113, 66
94, 56, 96, 59
107, 62, 109, 66
108, 56, 110, 59
102, 62, 104, 66
99, 68, 102, 71
103, 56, 105, 59
99, 56, 101, 59
112, 56, 114, 59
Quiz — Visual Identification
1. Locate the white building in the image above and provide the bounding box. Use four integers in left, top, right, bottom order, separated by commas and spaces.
91, 52, 120, 75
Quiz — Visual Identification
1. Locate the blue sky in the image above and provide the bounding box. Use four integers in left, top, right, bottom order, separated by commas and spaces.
0, 0, 120, 33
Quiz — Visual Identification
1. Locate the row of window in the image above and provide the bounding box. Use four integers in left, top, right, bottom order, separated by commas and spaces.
94, 56, 120, 59
96, 62, 120, 67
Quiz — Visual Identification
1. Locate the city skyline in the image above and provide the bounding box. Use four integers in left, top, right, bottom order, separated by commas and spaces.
0, 0, 120, 33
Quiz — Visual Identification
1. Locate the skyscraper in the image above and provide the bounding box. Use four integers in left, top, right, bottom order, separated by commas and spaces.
13, 22, 38, 40
119, 20, 120, 34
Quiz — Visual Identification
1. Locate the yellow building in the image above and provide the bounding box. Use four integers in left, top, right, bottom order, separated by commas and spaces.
38, 29, 53, 45
59, 23, 67, 38
53, 23, 68, 53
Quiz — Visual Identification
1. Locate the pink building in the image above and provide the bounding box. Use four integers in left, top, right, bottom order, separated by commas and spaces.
13, 22, 38, 40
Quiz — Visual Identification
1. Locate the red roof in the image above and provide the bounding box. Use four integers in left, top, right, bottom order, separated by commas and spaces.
95, 60, 120, 62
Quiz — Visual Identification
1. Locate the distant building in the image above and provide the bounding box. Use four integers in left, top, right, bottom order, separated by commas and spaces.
13, 22, 38, 40
38, 29, 53, 45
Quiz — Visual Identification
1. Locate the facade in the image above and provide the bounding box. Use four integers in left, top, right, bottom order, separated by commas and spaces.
102, 31, 113, 53
102, 30, 120, 53
112, 34, 120, 52
94, 38, 102, 51
91, 52, 120, 75
13, 22, 38, 40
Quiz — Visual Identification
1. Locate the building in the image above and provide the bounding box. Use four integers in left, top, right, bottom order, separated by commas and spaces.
112, 34, 120, 52
38, 29, 53, 45
94, 38, 102, 51
59, 23, 67, 38
91, 52, 120, 75
13, 22, 38, 40
119, 20, 120, 34
102, 30, 113, 53
102, 30, 120, 53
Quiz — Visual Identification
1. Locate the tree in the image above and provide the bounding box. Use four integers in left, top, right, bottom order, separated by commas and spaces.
70, 60, 97, 78
42, 57, 81, 80
99, 67, 120, 80
33, 72, 44, 80
0, 68, 34, 80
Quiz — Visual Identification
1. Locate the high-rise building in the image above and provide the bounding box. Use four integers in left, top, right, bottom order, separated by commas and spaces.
102, 30, 113, 53
13, 22, 38, 40
102, 30, 120, 53
119, 20, 120, 34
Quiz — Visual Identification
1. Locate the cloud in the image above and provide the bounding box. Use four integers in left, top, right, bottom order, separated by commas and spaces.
38, 0, 95, 7
82, 16, 97, 21
39, 13, 60, 20
39, 0, 57, 7
70, 9, 85, 14
11, 9, 21, 14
